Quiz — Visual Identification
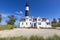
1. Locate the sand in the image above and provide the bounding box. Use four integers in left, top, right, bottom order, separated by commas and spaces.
0, 28, 60, 38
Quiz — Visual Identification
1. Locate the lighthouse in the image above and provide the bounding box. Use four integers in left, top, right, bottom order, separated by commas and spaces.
25, 0, 29, 16
19, 0, 52, 28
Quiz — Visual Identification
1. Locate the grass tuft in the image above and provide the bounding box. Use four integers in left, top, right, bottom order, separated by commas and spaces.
0, 34, 60, 40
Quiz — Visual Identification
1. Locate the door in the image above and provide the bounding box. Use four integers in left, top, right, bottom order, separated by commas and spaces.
34, 23, 37, 28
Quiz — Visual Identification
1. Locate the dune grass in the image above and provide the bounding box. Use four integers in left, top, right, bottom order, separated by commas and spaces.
0, 25, 17, 30
0, 35, 60, 40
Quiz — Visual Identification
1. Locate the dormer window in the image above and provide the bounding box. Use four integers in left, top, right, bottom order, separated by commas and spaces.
29, 19, 32, 21
33, 18, 37, 21
38, 19, 40, 21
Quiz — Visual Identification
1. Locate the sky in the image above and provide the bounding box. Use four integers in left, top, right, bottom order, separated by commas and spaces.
0, 0, 60, 25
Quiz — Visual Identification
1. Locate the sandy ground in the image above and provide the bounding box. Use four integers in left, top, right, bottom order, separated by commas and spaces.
0, 28, 60, 38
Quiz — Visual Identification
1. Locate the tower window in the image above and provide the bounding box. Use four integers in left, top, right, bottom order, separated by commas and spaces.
38, 19, 40, 21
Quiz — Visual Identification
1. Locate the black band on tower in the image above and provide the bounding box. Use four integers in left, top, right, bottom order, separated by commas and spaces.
25, 10, 29, 16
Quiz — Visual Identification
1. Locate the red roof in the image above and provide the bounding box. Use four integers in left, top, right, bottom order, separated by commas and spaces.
20, 18, 47, 22
20, 18, 26, 21
33, 18, 37, 21
42, 18, 47, 21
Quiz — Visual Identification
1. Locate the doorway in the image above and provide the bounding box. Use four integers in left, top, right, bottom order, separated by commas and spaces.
34, 23, 37, 28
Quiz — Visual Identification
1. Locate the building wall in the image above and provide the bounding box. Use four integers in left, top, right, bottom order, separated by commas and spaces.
20, 16, 52, 28
20, 22, 32, 28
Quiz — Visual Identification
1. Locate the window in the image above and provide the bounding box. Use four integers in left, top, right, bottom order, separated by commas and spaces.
26, 22, 28, 25
29, 19, 32, 21
26, 18, 28, 19
47, 22, 50, 25
30, 23, 31, 24
22, 22, 23, 25
38, 19, 40, 21
38, 23, 41, 25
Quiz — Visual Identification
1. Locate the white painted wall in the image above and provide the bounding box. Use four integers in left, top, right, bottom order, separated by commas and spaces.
20, 22, 32, 28
20, 16, 52, 28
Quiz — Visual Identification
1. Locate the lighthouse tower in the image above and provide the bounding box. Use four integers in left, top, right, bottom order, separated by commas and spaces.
25, 0, 29, 16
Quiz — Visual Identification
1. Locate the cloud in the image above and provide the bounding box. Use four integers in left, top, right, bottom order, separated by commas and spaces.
15, 14, 22, 18
15, 11, 23, 14
2, 14, 9, 17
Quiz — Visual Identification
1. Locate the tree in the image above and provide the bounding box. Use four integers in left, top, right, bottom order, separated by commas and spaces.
57, 18, 60, 27
51, 18, 57, 27
58, 18, 60, 22
6, 15, 16, 25
0, 14, 2, 23
52, 18, 57, 23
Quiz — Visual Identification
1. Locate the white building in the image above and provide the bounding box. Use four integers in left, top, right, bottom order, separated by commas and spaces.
20, 0, 51, 28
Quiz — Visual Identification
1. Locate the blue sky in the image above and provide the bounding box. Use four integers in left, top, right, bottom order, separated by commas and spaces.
0, 0, 60, 25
